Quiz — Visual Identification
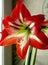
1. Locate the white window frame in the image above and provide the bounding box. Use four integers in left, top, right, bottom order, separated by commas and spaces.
0, 0, 4, 65
0, 0, 12, 65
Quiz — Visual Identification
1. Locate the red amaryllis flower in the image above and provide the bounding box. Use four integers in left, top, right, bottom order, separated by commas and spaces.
29, 15, 48, 49
0, 1, 48, 59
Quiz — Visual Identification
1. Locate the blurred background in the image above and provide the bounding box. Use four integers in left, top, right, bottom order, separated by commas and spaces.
0, 0, 48, 65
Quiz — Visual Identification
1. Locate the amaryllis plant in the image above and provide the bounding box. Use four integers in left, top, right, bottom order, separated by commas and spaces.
0, 1, 48, 65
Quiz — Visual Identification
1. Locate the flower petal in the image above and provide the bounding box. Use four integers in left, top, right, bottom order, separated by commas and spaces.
19, 1, 31, 20
16, 35, 29, 59
31, 14, 45, 34
42, 20, 48, 26
11, 1, 20, 19
11, 1, 31, 25
0, 29, 8, 40
1, 37, 17, 46
16, 42, 29, 59
0, 29, 17, 46
2, 16, 19, 35
31, 14, 45, 22
29, 31, 48, 49
2, 16, 14, 28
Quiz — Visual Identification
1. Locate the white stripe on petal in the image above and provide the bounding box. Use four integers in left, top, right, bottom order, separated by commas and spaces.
29, 34, 42, 43
5, 32, 27, 40
29, 22, 35, 28
19, 35, 28, 52
20, 13, 23, 22
8, 22, 14, 26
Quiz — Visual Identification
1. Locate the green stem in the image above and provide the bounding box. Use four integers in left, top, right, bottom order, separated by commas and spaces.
24, 46, 32, 65
30, 48, 37, 65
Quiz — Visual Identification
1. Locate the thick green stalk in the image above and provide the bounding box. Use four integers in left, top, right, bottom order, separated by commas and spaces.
30, 48, 37, 65
24, 46, 32, 65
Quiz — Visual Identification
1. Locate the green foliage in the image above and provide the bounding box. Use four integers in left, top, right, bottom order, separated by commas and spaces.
41, 26, 48, 35
12, 45, 24, 65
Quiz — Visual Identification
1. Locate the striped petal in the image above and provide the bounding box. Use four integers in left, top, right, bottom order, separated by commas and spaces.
16, 35, 29, 59
29, 31, 48, 49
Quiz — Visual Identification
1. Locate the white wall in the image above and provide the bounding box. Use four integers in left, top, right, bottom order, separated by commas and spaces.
24, 0, 44, 15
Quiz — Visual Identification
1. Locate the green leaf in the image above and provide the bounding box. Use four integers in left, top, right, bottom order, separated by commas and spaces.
14, 55, 24, 65
12, 45, 24, 65
41, 26, 48, 35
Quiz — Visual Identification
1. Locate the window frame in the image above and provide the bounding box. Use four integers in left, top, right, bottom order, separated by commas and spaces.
0, 0, 12, 65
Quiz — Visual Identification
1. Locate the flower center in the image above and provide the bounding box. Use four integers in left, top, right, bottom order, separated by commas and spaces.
17, 22, 31, 36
